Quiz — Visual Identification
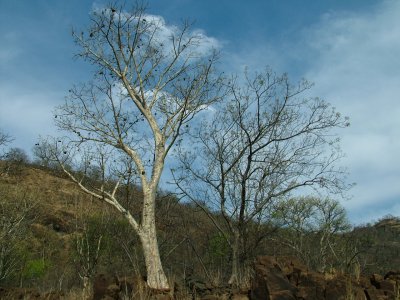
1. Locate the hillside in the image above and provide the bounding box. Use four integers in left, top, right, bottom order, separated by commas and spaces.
0, 163, 222, 294
351, 215, 400, 275
0, 162, 399, 299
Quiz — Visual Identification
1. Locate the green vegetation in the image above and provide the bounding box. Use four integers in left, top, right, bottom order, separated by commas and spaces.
23, 259, 50, 280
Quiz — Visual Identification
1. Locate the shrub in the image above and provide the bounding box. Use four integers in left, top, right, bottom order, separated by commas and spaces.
23, 259, 50, 280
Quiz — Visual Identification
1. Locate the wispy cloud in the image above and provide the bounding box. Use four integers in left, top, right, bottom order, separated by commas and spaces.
298, 0, 400, 223
220, 1, 400, 224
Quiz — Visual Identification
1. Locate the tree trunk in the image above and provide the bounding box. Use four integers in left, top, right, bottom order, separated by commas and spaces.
228, 231, 240, 286
82, 275, 92, 300
138, 190, 169, 291
138, 224, 169, 290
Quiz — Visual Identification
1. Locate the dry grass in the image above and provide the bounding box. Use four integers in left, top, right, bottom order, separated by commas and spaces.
0, 164, 115, 232
395, 281, 400, 300
63, 287, 86, 300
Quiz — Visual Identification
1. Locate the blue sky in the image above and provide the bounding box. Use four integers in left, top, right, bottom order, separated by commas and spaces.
0, 0, 399, 225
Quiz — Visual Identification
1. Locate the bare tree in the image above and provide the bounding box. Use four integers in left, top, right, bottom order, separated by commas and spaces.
48, 3, 222, 290
313, 197, 351, 271
0, 130, 12, 149
4, 148, 29, 164
0, 130, 13, 161
2, 148, 30, 176
73, 219, 104, 299
173, 68, 351, 285
0, 190, 35, 282
0, 130, 13, 176
33, 141, 62, 169
272, 196, 351, 272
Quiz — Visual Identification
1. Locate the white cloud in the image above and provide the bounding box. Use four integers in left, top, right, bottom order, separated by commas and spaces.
91, 4, 221, 57
216, 3, 400, 224
140, 14, 221, 57
298, 0, 400, 223
222, 0, 400, 224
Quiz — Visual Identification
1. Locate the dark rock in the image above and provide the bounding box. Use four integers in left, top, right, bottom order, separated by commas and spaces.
297, 272, 326, 289
379, 279, 396, 292
364, 287, 387, 300
269, 290, 296, 300
42, 215, 70, 233
276, 256, 308, 283
251, 256, 298, 300
296, 286, 324, 300
186, 275, 212, 297
384, 271, 400, 281
152, 293, 173, 300
200, 295, 223, 300
93, 274, 110, 300
371, 274, 384, 289
250, 256, 399, 300
325, 278, 348, 300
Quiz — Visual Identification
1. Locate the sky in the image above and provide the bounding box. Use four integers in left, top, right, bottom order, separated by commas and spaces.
0, 0, 399, 225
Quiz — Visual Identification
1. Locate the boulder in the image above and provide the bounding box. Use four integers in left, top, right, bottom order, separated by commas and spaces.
250, 256, 400, 300
371, 274, 384, 289
269, 290, 297, 300
251, 256, 298, 300
384, 271, 400, 281
296, 286, 325, 300
379, 279, 396, 293
364, 287, 388, 300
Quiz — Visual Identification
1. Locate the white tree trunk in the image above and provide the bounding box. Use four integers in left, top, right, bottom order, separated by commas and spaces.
138, 190, 169, 290
82, 275, 92, 300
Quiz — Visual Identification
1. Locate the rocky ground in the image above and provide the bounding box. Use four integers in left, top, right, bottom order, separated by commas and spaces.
250, 256, 400, 300
2, 256, 398, 299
